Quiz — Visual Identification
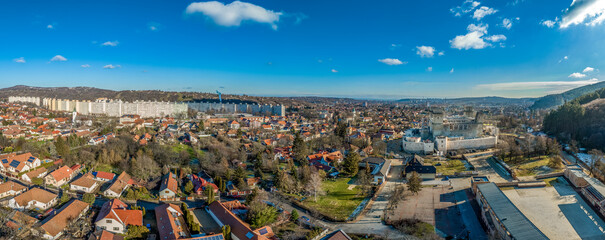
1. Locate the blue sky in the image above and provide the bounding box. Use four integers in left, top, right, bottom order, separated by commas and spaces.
1, 0, 605, 99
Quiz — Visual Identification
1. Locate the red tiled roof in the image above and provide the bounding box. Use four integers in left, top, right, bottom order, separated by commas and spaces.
40, 199, 89, 238
49, 165, 73, 182
208, 201, 272, 240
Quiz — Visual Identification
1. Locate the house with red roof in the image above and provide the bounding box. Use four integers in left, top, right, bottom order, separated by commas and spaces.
44, 165, 75, 187
93, 171, 116, 182
207, 201, 275, 240
95, 199, 143, 234
159, 172, 179, 199
0, 152, 41, 173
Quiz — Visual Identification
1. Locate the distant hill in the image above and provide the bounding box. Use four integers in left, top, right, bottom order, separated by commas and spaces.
530, 81, 605, 109
398, 96, 535, 106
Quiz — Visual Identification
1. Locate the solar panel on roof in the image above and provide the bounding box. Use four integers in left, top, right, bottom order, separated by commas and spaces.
9, 160, 20, 168
1, 159, 7, 164
259, 228, 268, 235
245, 232, 254, 239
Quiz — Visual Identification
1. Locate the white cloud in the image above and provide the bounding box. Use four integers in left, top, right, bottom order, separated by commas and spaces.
473, 6, 498, 20
450, 30, 489, 50
185, 1, 283, 30
47, 24, 53, 29
502, 18, 512, 29
438, 51, 445, 56
583, 67, 595, 72
485, 34, 507, 42
476, 79, 601, 91
150, 26, 157, 31
103, 64, 121, 69
13, 57, 25, 63
378, 58, 405, 65
450, 0, 481, 17
427, 67, 433, 72
415, 46, 435, 58
102, 41, 119, 47
467, 23, 488, 33
81, 64, 90, 68
569, 72, 587, 78
560, 0, 605, 28
50, 55, 67, 62
450, 68, 455, 73
541, 18, 557, 28
559, 55, 569, 63
331, 69, 338, 73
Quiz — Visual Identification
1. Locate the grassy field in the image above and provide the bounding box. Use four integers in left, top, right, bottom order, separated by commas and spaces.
299, 177, 366, 221
543, 177, 559, 187
512, 156, 561, 176
434, 160, 466, 175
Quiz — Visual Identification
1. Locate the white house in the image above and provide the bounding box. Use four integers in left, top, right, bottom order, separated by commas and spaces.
70, 173, 99, 193
40, 199, 89, 239
0, 181, 27, 198
7, 188, 58, 211
94, 199, 143, 234
21, 167, 48, 182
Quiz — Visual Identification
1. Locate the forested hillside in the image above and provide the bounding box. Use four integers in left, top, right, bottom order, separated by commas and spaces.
542, 88, 605, 151
530, 81, 605, 109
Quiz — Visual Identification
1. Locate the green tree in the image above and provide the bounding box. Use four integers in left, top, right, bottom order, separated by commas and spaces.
32, 177, 43, 185
60, 191, 71, 204
184, 181, 194, 194
343, 152, 361, 176
54, 136, 70, 157
82, 193, 95, 205
248, 204, 278, 229
290, 209, 299, 221
125, 225, 150, 240
292, 133, 308, 163
407, 172, 422, 195
335, 122, 347, 139
206, 187, 216, 204
222, 225, 232, 240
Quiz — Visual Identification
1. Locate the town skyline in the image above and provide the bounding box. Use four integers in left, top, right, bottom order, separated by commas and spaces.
2, 0, 605, 98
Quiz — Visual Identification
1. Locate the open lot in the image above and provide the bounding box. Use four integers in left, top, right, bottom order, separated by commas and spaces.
466, 156, 511, 183
503, 177, 605, 240
387, 185, 465, 237
296, 177, 366, 221
511, 156, 563, 177
193, 208, 222, 234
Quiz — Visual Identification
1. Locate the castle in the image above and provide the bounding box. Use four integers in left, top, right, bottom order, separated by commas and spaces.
402, 107, 498, 154
8, 96, 285, 118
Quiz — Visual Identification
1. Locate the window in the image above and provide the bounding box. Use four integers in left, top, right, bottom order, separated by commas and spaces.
165, 190, 170, 193
106, 219, 112, 223
113, 227, 120, 231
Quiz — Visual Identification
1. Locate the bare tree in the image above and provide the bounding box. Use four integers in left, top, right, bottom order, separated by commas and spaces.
305, 170, 325, 202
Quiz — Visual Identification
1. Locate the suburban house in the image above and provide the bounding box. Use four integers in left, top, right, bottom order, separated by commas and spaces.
104, 172, 134, 198
229, 120, 240, 129
92, 171, 116, 182
5, 210, 38, 232
95, 199, 143, 234
155, 203, 189, 239
21, 166, 47, 182
404, 155, 436, 180
0, 152, 41, 173
159, 172, 178, 199
39, 199, 90, 239
190, 174, 218, 194
88, 229, 125, 240
207, 201, 275, 240
45, 165, 75, 187
0, 181, 27, 198
360, 157, 392, 184
7, 187, 58, 211
321, 230, 352, 240
70, 173, 99, 193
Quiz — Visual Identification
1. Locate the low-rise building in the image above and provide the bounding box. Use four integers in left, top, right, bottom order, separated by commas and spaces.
70, 173, 99, 193
92, 171, 116, 182
155, 203, 189, 239
159, 172, 178, 199
475, 183, 548, 240
207, 201, 275, 240
7, 187, 58, 211
95, 199, 143, 234
0, 181, 27, 198
21, 166, 48, 182
39, 199, 89, 239
45, 165, 75, 187
403, 155, 436, 180
104, 172, 134, 198
360, 157, 392, 184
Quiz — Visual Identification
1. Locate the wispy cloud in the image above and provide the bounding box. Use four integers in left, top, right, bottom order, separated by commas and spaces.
583, 67, 595, 73
569, 72, 587, 78
427, 67, 433, 72
101, 41, 119, 47
50, 55, 67, 62
450, 0, 480, 17
560, 0, 605, 28
81, 64, 91, 68
541, 18, 558, 28
450, 68, 455, 73
473, 6, 498, 20
13, 57, 26, 63
502, 18, 512, 29
103, 64, 121, 69
476, 79, 601, 91
185, 1, 283, 30
378, 58, 405, 65
47, 24, 54, 29
331, 69, 338, 73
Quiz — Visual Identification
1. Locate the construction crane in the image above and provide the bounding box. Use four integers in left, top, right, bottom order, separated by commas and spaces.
216, 90, 222, 103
